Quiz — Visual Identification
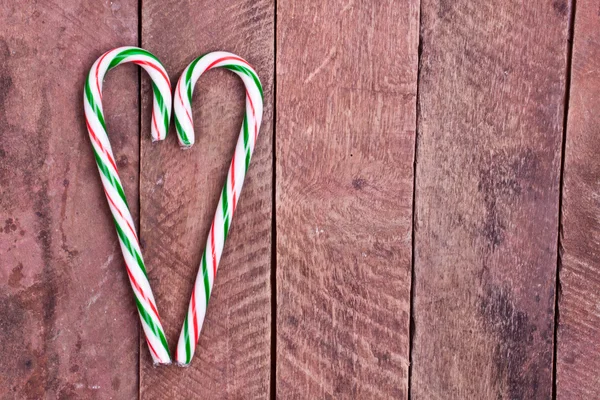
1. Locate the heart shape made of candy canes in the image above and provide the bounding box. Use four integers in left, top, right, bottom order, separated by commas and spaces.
83, 47, 263, 366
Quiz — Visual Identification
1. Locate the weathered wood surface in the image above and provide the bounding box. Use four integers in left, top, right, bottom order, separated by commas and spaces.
139, 0, 274, 398
411, 1, 571, 399
556, 0, 600, 397
0, 1, 140, 398
276, 1, 419, 398
4, 0, 600, 398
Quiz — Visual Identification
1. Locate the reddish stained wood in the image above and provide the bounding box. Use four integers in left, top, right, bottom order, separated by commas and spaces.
139, 1, 273, 398
411, 1, 571, 398
276, 1, 419, 398
556, 0, 600, 397
0, 1, 140, 398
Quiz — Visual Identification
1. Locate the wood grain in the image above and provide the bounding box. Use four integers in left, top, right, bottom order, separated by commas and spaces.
138, 1, 274, 398
556, 0, 600, 397
276, 1, 419, 398
0, 1, 140, 398
411, 1, 571, 398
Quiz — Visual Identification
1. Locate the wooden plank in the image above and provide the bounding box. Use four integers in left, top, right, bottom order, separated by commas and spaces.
0, 1, 140, 398
138, 1, 274, 398
556, 0, 600, 397
411, 1, 571, 398
276, 1, 419, 398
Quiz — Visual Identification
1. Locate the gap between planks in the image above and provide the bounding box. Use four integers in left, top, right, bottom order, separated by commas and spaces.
137, 0, 143, 398
407, 0, 424, 397
270, 0, 278, 399
552, 0, 577, 399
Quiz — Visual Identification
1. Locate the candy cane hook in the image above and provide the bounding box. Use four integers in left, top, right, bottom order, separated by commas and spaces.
173, 52, 264, 365
83, 47, 172, 364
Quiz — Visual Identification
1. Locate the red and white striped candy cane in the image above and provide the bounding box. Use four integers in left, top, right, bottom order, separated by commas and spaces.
173, 52, 264, 365
83, 47, 172, 364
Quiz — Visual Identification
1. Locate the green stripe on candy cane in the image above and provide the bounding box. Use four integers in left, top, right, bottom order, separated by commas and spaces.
83, 47, 172, 365
107, 47, 164, 71
112, 217, 148, 279
201, 249, 211, 306
222, 64, 264, 100
242, 113, 251, 172
172, 51, 263, 366
91, 146, 130, 210
185, 54, 207, 103
173, 54, 209, 147
174, 114, 191, 147
85, 78, 107, 132
221, 185, 230, 241
134, 295, 171, 358
151, 81, 170, 134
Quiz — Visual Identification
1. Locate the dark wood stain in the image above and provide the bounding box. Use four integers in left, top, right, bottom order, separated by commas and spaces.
479, 284, 545, 399
0, 1, 141, 398
553, 0, 569, 17
411, 0, 570, 398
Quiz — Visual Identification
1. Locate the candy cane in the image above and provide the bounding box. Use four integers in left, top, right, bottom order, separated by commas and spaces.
83, 47, 172, 364
173, 52, 264, 365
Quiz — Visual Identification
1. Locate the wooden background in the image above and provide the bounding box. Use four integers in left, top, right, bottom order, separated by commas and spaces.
0, 0, 598, 399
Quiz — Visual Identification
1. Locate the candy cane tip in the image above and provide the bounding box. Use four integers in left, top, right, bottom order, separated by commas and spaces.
175, 361, 191, 368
